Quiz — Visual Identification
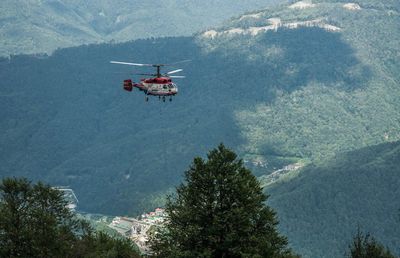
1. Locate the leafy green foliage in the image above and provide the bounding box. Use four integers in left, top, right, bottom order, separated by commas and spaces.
74, 231, 140, 258
150, 144, 298, 258
347, 229, 396, 258
0, 177, 140, 257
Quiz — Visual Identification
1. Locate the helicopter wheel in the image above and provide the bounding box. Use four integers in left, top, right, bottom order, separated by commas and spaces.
162, 96, 166, 102
169, 97, 172, 102
145, 96, 149, 102
158, 96, 161, 101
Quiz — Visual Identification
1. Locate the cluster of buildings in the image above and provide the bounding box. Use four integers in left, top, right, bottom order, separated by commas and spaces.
260, 162, 304, 187
202, 0, 365, 40
108, 208, 166, 254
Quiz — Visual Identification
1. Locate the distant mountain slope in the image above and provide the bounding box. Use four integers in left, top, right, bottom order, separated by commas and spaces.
0, 0, 279, 56
196, 0, 400, 164
268, 140, 400, 258
1, 0, 399, 213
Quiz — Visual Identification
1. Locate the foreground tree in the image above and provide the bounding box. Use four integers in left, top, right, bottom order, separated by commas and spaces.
0, 177, 140, 258
150, 144, 298, 258
0, 178, 33, 257
74, 231, 140, 258
347, 229, 396, 258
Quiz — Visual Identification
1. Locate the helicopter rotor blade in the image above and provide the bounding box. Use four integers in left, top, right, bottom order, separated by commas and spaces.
110, 61, 153, 66
166, 69, 183, 75
167, 59, 191, 66
169, 75, 186, 78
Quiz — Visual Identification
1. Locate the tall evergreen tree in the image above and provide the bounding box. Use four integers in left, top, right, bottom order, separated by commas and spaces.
29, 182, 79, 257
0, 178, 81, 257
0, 178, 33, 257
150, 144, 298, 258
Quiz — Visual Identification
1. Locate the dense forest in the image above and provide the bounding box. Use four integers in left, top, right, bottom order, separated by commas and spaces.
268, 141, 400, 257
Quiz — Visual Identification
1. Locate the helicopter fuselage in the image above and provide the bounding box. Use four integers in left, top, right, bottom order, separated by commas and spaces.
140, 77, 178, 96
123, 77, 178, 97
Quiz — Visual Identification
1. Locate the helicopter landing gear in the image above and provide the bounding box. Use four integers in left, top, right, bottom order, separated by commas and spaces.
159, 96, 161, 101
169, 97, 172, 102
145, 96, 149, 102
162, 96, 166, 102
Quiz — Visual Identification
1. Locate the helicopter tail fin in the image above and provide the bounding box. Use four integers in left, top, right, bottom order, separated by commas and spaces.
123, 79, 133, 91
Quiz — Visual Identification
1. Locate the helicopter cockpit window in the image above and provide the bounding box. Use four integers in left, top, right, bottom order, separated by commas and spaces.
163, 85, 168, 89
168, 84, 173, 89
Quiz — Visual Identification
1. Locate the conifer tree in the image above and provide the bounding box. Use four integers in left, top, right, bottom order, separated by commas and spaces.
150, 144, 298, 258
347, 229, 396, 258
0, 178, 33, 257
29, 182, 79, 257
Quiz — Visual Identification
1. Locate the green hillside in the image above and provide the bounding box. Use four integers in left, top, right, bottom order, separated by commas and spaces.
268, 140, 400, 258
0, 0, 278, 56
197, 0, 400, 163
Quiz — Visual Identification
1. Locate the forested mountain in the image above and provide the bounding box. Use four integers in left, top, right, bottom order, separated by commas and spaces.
1, 0, 398, 211
1, 0, 399, 256
200, 0, 400, 163
0, 0, 278, 56
268, 140, 400, 258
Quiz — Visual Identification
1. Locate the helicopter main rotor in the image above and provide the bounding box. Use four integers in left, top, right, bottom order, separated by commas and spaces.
110, 60, 189, 78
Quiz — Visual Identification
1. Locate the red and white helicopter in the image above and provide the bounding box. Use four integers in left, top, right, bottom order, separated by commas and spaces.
110, 60, 187, 102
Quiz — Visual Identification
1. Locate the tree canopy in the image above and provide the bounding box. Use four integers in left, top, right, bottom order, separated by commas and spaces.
0, 177, 140, 258
150, 144, 298, 258
347, 229, 396, 258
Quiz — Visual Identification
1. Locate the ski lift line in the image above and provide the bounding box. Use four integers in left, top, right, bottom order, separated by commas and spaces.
52, 187, 79, 203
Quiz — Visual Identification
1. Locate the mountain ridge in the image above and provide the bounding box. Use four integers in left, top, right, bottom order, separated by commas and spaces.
0, 0, 279, 56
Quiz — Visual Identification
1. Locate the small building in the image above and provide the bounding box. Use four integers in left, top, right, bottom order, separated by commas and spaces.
109, 217, 135, 237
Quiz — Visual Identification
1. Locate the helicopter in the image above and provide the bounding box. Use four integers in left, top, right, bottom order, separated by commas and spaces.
110, 60, 187, 102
